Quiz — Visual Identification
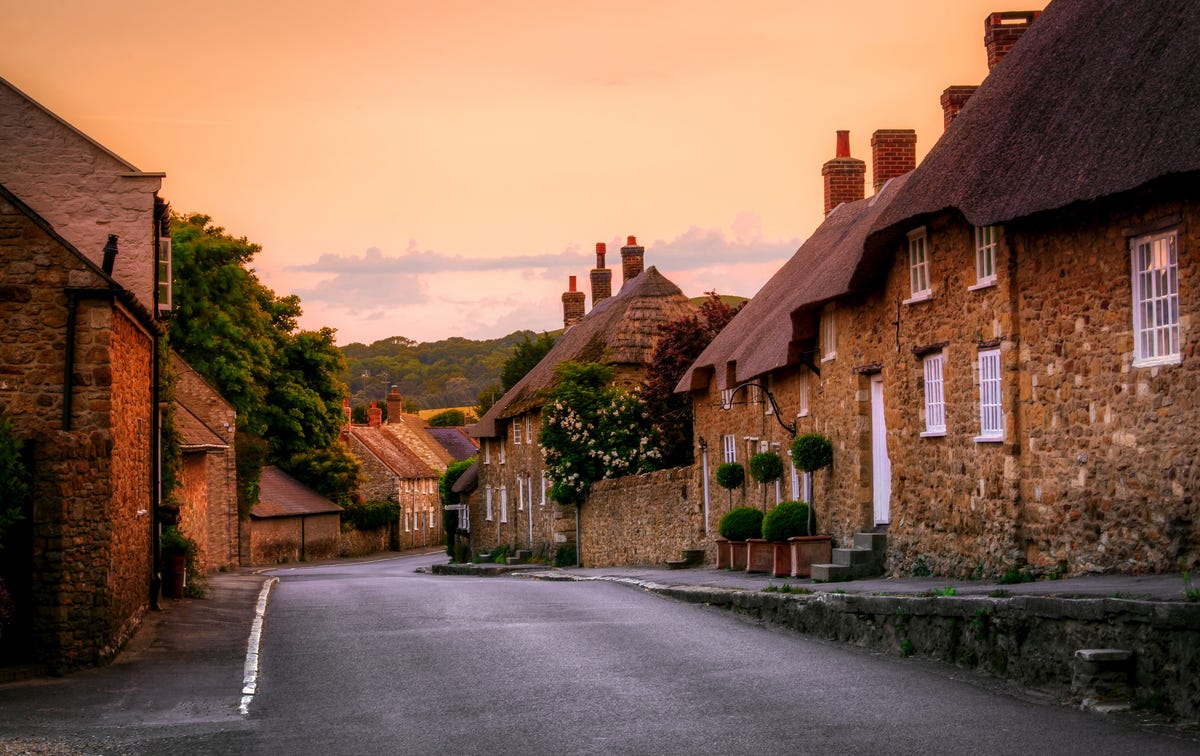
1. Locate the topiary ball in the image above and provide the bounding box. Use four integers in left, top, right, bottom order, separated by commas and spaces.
791, 433, 833, 472
761, 500, 813, 541
749, 451, 784, 483
718, 506, 764, 541
716, 462, 746, 490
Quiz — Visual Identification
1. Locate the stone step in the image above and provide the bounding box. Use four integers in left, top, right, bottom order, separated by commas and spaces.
681, 548, 706, 566
666, 559, 691, 570
810, 563, 850, 582
833, 547, 876, 567
853, 531, 888, 554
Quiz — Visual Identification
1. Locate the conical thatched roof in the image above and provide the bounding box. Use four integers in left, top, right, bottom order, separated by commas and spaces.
472, 266, 696, 438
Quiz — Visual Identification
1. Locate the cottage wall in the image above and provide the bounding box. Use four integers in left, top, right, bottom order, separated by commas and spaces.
397, 479, 443, 550
345, 432, 399, 502
580, 467, 702, 567
178, 452, 211, 573
250, 514, 341, 565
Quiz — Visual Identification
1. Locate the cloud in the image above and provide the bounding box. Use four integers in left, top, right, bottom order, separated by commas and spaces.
288, 242, 583, 276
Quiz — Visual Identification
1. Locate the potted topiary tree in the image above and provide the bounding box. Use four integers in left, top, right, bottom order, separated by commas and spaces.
717, 506, 762, 571
714, 462, 746, 569
788, 433, 834, 577
749, 451, 784, 511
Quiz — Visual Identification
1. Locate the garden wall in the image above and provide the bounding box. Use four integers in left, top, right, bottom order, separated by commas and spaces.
579, 466, 705, 567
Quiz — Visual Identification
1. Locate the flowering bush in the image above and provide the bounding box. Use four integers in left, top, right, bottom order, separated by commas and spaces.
540, 361, 662, 506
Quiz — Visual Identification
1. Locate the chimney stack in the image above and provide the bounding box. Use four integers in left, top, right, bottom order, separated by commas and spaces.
870, 129, 917, 193
821, 130, 865, 215
102, 234, 119, 275
620, 236, 644, 286
344, 397, 352, 427
562, 275, 585, 329
984, 11, 1040, 71
590, 242, 612, 306
367, 402, 382, 428
940, 85, 979, 130
387, 389, 403, 422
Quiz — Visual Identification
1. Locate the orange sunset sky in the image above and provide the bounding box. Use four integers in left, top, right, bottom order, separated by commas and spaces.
2, 1, 1047, 345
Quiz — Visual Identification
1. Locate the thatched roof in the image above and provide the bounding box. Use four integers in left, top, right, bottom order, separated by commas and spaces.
866, 0, 1200, 264
473, 266, 696, 438
678, 175, 909, 393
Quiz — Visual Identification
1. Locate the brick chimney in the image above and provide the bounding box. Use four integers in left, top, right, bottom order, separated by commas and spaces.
343, 397, 352, 427
940, 85, 979, 131
387, 389, 403, 421
620, 236, 644, 286
870, 129, 917, 193
590, 242, 612, 306
367, 402, 382, 428
562, 275, 585, 329
821, 130, 865, 215
985, 11, 1040, 71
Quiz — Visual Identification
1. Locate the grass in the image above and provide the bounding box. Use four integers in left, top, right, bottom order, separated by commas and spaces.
1184, 572, 1200, 602
763, 582, 814, 595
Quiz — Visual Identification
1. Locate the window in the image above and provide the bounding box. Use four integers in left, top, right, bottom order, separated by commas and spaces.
720, 387, 735, 409
499, 485, 508, 523
526, 417, 533, 445
722, 434, 737, 463
789, 455, 800, 500
404, 508, 411, 532
922, 352, 946, 436
1131, 229, 1181, 366
977, 350, 1003, 441
514, 421, 522, 445
907, 227, 931, 301
517, 475, 525, 510
797, 370, 809, 417
485, 486, 493, 521
499, 441, 506, 464
484, 441, 491, 465
821, 304, 837, 361
429, 508, 434, 527
540, 470, 546, 507
157, 237, 172, 312
974, 226, 998, 287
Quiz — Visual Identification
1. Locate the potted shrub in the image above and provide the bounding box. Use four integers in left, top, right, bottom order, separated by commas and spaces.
717, 506, 762, 571
161, 526, 198, 599
749, 451, 784, 511
761, 500, 832, 577
714, 463, 746, 568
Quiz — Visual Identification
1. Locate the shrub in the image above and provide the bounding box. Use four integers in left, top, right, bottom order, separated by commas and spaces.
761, 500, 813, 541
718, 506, 764, 541
716, 462, 745, 490
791, 433, 833, 472
343, 500, 400, 531
161, 526, 198, 558
749, 451, 784, 484
553, 545, 577, 567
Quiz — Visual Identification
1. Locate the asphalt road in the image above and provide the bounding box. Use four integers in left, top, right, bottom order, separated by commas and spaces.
1, 552, 1196, 755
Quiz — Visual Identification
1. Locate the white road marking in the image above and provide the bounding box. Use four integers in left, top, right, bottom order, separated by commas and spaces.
239, 576, 278, 717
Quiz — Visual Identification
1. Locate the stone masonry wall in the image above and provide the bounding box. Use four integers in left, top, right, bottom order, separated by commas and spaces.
580, 467, 703, 567
178, 453, 210, 573
250, 514, 340, 566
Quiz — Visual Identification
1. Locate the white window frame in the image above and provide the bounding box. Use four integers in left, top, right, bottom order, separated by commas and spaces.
1131, 229, 1181, 367
540, 470, 546, 507
722, 434, 737, 464
499, 440, 506, 464
499, 485, 508, 523
525, 416, 533, 446
921, 352, 946, 437
485, 485, 493, 521
720, 387, 735, 410
976, 349, 1003, 442
821, 303, 837, 361
517, 475, 525, 510
404, 507, 411, 532
157, 237, 172, 312
513, 421, 522, 445
971, 225, 998, 289
797, 370, 809, 417
484, 441, 491, 465
906, 227, 932, 303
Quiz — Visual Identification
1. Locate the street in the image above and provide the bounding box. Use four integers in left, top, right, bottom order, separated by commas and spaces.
0, 551, 1195, 754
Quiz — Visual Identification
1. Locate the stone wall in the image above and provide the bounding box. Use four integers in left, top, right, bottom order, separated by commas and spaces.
178, 452, 210, 573
250, 514, 340, 565
580, 467, 704, 567
345, 432, 398, 502
338, 525, 393, 558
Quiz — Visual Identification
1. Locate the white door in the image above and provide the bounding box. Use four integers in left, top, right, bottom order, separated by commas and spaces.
871, 375, 891, 525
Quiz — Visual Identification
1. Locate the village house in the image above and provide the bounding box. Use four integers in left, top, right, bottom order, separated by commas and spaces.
681, 1, 1199, 578
249, 466, 343, 564
469, 239, 698, 563
0, 77, 171, 672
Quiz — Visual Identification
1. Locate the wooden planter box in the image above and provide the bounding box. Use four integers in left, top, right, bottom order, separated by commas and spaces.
716, 538, 731, 570
789, 536, 832, 578
746, 539, 774, 573
730, 540, 749, 570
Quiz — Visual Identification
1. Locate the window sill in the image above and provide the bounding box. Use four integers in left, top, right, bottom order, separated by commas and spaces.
919, 430, 946, 438
1132, 354, 1182, 369
821, 354, 836, 363
973, 435, 1004, 443
968, 279, 997, 291
903, 292, 932, 305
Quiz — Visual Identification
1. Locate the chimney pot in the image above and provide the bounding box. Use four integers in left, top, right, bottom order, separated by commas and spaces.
626, 235, 636, 246
367, 402, 383, 428
835, 130, 850, 158
821, 131, 866, 215
569, 275, 577, 292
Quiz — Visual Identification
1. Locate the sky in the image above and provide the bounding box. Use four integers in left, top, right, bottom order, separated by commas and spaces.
2, 1, 1046, 346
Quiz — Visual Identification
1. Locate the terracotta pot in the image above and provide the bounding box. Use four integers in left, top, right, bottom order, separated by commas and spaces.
729, 541, 749, 571
715, 538, 731, 570
770, 541, 793, 577
746, 539, 774, 573
789, 536, 832, 578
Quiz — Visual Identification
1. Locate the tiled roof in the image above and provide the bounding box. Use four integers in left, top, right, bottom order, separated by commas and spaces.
427, 427, 479, 461
347, 424, 438, 479
252, 466, 342, 519
173, 401, 228, 451
389, 414, 455, 470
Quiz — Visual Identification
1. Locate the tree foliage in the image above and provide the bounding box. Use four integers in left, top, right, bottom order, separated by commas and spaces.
641, 292, 741, 466
501, 332, 556, 392
0, 416, 29, 549
428, 409, 466, 427
540, 361, 661, 507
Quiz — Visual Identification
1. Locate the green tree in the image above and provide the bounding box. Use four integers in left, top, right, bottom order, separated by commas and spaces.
501, 332, 556, 392
0, 416, 30, 549
476, 383, 501, 416
428, 409, 466, 427
440, 457, 475, 558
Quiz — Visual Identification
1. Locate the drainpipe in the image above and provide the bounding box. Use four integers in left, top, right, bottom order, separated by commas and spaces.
698, 437, 710, 537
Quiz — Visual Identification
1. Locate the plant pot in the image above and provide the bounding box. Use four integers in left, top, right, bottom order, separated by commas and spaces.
729, 541, 748, 571
770, 541, 793, 577
746, 539, 774, 574
789, 536, 832, 578
166, 554, 187, 599
715, 538, 731, 570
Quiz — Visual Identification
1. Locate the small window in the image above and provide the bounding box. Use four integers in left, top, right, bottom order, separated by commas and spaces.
922, 352, 946, 436
540, 470, 546, 507
797, 370, 809, 417
720, 387, 735, 409
977, 350, 1003, 441
485, 486, 493, 521
484, 441, 491, 465
157, 237, 172, 312
499, 485, 508, 523
974, 226, 998, 286
1131, 229, 1181, 366
821, 304, 837, 361
499, 441, 506, 464
517, 475, 525, 510
722, 434, 737, 464
513, 422, 522, 445
525, 417, 533, 445
907, 227, 931, 301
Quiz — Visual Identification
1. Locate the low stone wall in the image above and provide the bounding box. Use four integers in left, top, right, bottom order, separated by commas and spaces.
338, 525, 393, 558
580, 467, 705, 567
659, 586, 1200, 720
250, 514, 340, 565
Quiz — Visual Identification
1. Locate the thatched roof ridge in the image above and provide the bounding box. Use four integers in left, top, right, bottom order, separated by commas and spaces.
473, 266, 695, 438
867, 0, 1200, 255
678, 174, 910, 393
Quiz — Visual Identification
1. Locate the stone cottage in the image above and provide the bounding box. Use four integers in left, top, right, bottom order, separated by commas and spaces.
249, 466, 343, 564
469, 239, 698, 562
681, 1, 1200, 578
0, 76, 171, 672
